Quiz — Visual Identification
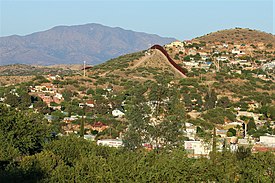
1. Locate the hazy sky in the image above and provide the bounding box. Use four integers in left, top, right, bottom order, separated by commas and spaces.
0, 0, 274, 40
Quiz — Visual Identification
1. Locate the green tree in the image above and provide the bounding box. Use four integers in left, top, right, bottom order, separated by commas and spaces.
0, 104, 50, 155
204, 89, 217, 110
227, 128, 236, 137
123, 95, 150, 150
62, 89, 73, 102
217, 96, 231, 108
5, 93, 19, 107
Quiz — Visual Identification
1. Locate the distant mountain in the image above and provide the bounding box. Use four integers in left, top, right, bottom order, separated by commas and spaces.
194, 28, 275, 45
0, 23, 175, 65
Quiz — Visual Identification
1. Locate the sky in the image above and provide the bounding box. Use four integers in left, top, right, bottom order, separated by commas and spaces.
0, 0, 274, 40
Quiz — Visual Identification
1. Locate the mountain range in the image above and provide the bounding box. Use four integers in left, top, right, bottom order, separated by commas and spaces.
0, 23, 175, 65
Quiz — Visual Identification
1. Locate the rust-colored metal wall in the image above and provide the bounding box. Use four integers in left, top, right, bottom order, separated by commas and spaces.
150, 45, 187, 76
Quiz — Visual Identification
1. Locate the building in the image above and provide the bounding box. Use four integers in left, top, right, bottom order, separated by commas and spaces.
184, 141, 211, 158
259, 136, 275, 147
97, 139, 123, 148
91, 121, 109, 132
165, 41, 184, 48
86, 100, 95, 108
112, 109, 125, 118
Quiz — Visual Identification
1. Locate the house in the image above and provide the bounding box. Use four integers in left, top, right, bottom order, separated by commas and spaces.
112, 109, 125, 118
223, 43, 228, 48
200, 61, 212, 70
247, 101, 260, 111
252, 144, 275, 153
216, 129, 227, 138
91, 121, 109, 132
185, 124, 196, 140
184, 141, 211, 158
63, 116, 78, 123
217, 56, 229, 62
54, 93, 63, 100
84, 135, 96, 141
224, 122, 243, 129
97, 139, 123, 148
201, 55, 210, 61
165, 41, 184, 48
259, 136, 275, 147
183, 61, 199, 67
232, 49, 245, 55
47, 74, 61, 81
188, 49, 197, 55
184, 40, 193, 46
86, 100, 95, 108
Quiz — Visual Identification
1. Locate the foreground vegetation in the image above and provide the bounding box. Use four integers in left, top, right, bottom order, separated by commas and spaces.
0, 135, 274, 183
0, 104, 274, 183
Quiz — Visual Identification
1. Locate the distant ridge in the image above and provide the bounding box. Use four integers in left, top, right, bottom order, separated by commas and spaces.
0, 23, 175, 66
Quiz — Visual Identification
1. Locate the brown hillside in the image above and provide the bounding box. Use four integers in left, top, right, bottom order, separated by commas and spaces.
194, 28, 275, 45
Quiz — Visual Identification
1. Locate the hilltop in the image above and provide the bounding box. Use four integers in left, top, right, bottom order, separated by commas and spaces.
194, 28, 275, 45
0, 23, 175, 66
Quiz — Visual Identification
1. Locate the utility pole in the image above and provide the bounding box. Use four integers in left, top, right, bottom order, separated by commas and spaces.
83, 60, 86, 77
80, 60, 87, 138
80, 102, 86, 138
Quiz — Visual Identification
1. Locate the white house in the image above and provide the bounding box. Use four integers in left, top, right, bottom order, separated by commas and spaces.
97, 139, 123, 148
86, 100, 95, 108
259, 136, 275, 147
232, 49, 246, 55
217, 56, 229, 62
183, 61, 199, 67
54, 93, 63, 100
112, 109, 125, 118
184, 141, 211, 157
184, 123, 196, 140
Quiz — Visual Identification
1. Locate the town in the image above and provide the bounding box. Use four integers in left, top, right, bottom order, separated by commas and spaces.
1, 30, 274, 159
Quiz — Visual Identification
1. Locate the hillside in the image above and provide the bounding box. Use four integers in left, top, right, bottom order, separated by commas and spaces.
194, 28, 275, 45
0, 23, 175, 66
0, 64, 80, 76
89, 47, 186, 83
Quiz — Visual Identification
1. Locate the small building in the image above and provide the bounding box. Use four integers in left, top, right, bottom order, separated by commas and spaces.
91, 121, 109, 132
86, 100, 95, 108
112, 109, 125, 118
97, 139, 123, 148
216, 129, 227, 138
84, 135, 96, 141
259, 136, 275, 147
165, 41, 184, 48
184, 141, 211, 158
217, 56, 229, 62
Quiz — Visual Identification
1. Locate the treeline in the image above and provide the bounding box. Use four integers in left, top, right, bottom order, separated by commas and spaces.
0, 135, 274, 183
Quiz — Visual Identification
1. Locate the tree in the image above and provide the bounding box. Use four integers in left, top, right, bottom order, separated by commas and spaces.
217, 96, 231, 108
19, 92, 32, 109
183, 56, 191, 61
204, 89, 217, 110
5, 93, 19, 107
62, 89, 73, 102
0, 104, 50, 155
227, 128, 236, 137
123, 95, 151, 150
33, 98, 51, 114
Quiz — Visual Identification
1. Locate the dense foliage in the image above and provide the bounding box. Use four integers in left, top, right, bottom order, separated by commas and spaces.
0, 135, 274, 183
